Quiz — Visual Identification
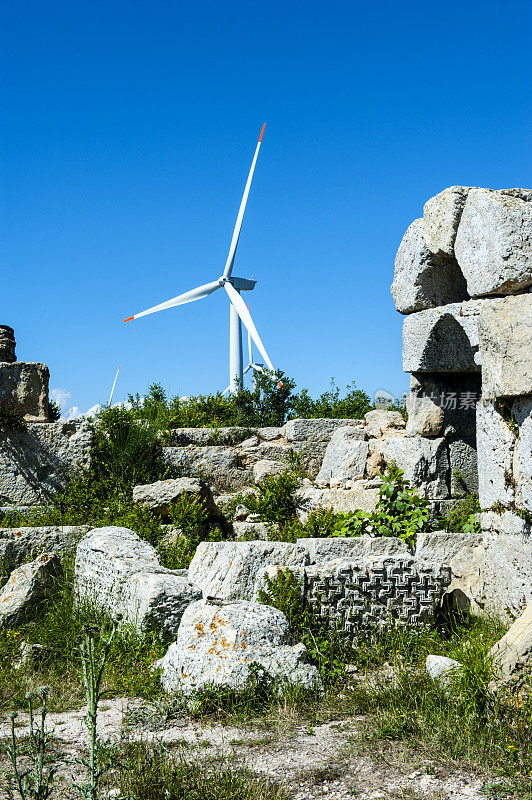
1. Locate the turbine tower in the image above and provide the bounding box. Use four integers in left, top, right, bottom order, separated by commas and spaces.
124, 125, 274, 395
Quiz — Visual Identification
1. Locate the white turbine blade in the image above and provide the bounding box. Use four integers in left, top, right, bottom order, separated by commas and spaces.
108, 364, 121, 407
124, 280, 221, 322
222, 385, 231, 396
222, 124, 265, 280
224, 282, 274, 372
243, 364, 252, 375
247, 304, 253, 363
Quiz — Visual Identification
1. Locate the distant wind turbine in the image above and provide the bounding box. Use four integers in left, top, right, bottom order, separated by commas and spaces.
108, 364, 121, 407
124, 125, 275, 395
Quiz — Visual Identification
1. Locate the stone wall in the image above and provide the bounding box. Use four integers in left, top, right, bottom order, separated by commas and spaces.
392, 186, 532, 615
0, 327, 49, 422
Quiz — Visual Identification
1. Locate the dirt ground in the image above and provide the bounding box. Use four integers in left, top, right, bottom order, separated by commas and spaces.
0, 697, 489, 799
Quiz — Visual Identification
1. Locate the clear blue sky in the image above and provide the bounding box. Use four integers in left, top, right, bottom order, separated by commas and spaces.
2, 0, 531, 414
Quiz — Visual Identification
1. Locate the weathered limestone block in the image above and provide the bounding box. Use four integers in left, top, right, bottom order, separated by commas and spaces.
188, 540, 309, 601
0, 525, 90, 571
479, 295, 532, 399
0, 326, 16, 363
423, 185, 471, 256
392, 218, 468, 314
416, 531, 482, 562
315, 426, 368, 486
480, 511, 532, 616
163, 445, 244, 488
476, 401, 516, 510
402, 300, 488, 373
490, 604, 532, 683
132, 477, 216, 518
164, 427, 257, 446
253, 459, 288, 485
426, 654, 463, 684
297, 535, 409, 564
455, 188, 532, 296
364, 410, 405, 439
407, 373, 480, 439
257, 556, 451, 629
239, 441, 291, 467
513, 397, 532, 511
294, 485, 379, 521
232, 521, 271, 540
0, 363, 49, 422
285, 418, 364, 479
449, 437, 478, 498
0, 553, 61, 628
75, 527, 198, 635
155, 599, 322, 696
0, 420, 92, 505
415, 531, 484, 613
372, 434, 449, 499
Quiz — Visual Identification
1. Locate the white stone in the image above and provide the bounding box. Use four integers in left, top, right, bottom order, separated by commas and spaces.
232, 521, 271, 540
490, 604, 532, 682
294, 485, 379, 521
405, 394, 444, 437
423, 186, 471, 256
476, 400, 516, 510
513, 397, 532, 511
455, 188, 532, 296
75, 527, 198, 636
364, 410, 405, 439
315, 426, 368, 486
0, 362, 50, 422
391, 218, 468, 314
0, 525, 90, 571
0, 553, 61, 628
187, 540, 309, 601
253, 460, 288, 485
154, 599, 322, 696
479, 295, 532, 399
285, 418, 363, 443
0, 420, 92, 505
425, 654, 462, 685
132, 477, 216, 517
373, 435, 449, 499
297, 535, 409, 564
480, 511, 532, 616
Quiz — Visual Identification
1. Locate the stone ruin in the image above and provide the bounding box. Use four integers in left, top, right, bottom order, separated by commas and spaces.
0, 184, 531, 695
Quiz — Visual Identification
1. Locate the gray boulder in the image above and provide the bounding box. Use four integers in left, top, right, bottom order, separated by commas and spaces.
297, 535, 409, 564
315, 426, 368, 486
476, 400, 516, 510
0, 553, 61, 628
373, 434, 449, 499
187, 540, 309, 601
364, 410, 405, 439
402, 300, 486, 373
154, 598, 322, 696
407, 373, 480, 439
164, 427, 256, 446
132, 477, 216, 518
294, 485, 379, 520
425, 654, 463, 685
391, 218, 468, 314
423, 185, 471, 256
405, 392, 444, 437
285, 418, 363, 443
75, 527, 199, 637
0, 525, 90, 571
162, 446, 248, 491
232, 521, 271, 541
479, 295, 532, 399
0, 420, 93, 505
253, 459, 288, 485
0, 362, 50, 422
455, 188, 532, 296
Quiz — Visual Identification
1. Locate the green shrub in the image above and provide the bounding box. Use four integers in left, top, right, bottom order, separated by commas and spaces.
332, 463, 430, 547
291, 379, 372, 420
244, 472, 299, 525
440, 494, 481, 533
48, 400, 62, 422
0, 399, 25, 431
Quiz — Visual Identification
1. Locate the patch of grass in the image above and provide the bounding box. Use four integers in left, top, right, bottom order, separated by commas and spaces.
439, 494, 481, 533
114, 741, 287, 800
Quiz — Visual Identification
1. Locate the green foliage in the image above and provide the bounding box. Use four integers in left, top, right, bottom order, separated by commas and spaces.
47, 401, 61, 423
6, 687, 57, 800
291, 379, 372, 420
115, 741, 287, 800
0, 399, 25, 431
440, 494, 481, 533
332, 463, 430, 547
244, 471, 299, 524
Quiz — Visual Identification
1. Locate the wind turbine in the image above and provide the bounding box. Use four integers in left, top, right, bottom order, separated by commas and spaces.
108, 364, 121, 407
222, 307, 265, 395
124, 124, 274, 395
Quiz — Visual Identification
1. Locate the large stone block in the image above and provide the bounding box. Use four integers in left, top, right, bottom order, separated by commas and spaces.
294, 485, 379, 520
402, 300, 487, 373
423, 186, 471, 256
75, 527, 199, 637
315, 426, 368, 486
132, 477, 216, 518
0, 553, 61, 628
0, 362, 49, 421
513, 397, 532, 512
154, 599, 322, 696
163, 446, 240, 479
297, 535, 409, 564
449, 437, 478, 498
285, 418, 363, 443
364, 410, 405, 439
407, 373, 480, 439
455, 188, 532, 296
490, 603, 532, 683
0, 525, 90, 571
0, 420, 92, 505
476, 401, 516, 510
391, 218, 468, 314
405, 392, 444, 437
187, 540, 309, 601
0, 326, 16, 363
480, 511, 532, 616
479, 295, 532, 399
164, 427, 257, 446
373, 434, 449, 499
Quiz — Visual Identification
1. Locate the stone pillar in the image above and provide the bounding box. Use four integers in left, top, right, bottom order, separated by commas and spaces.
0, 326, 16, 363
